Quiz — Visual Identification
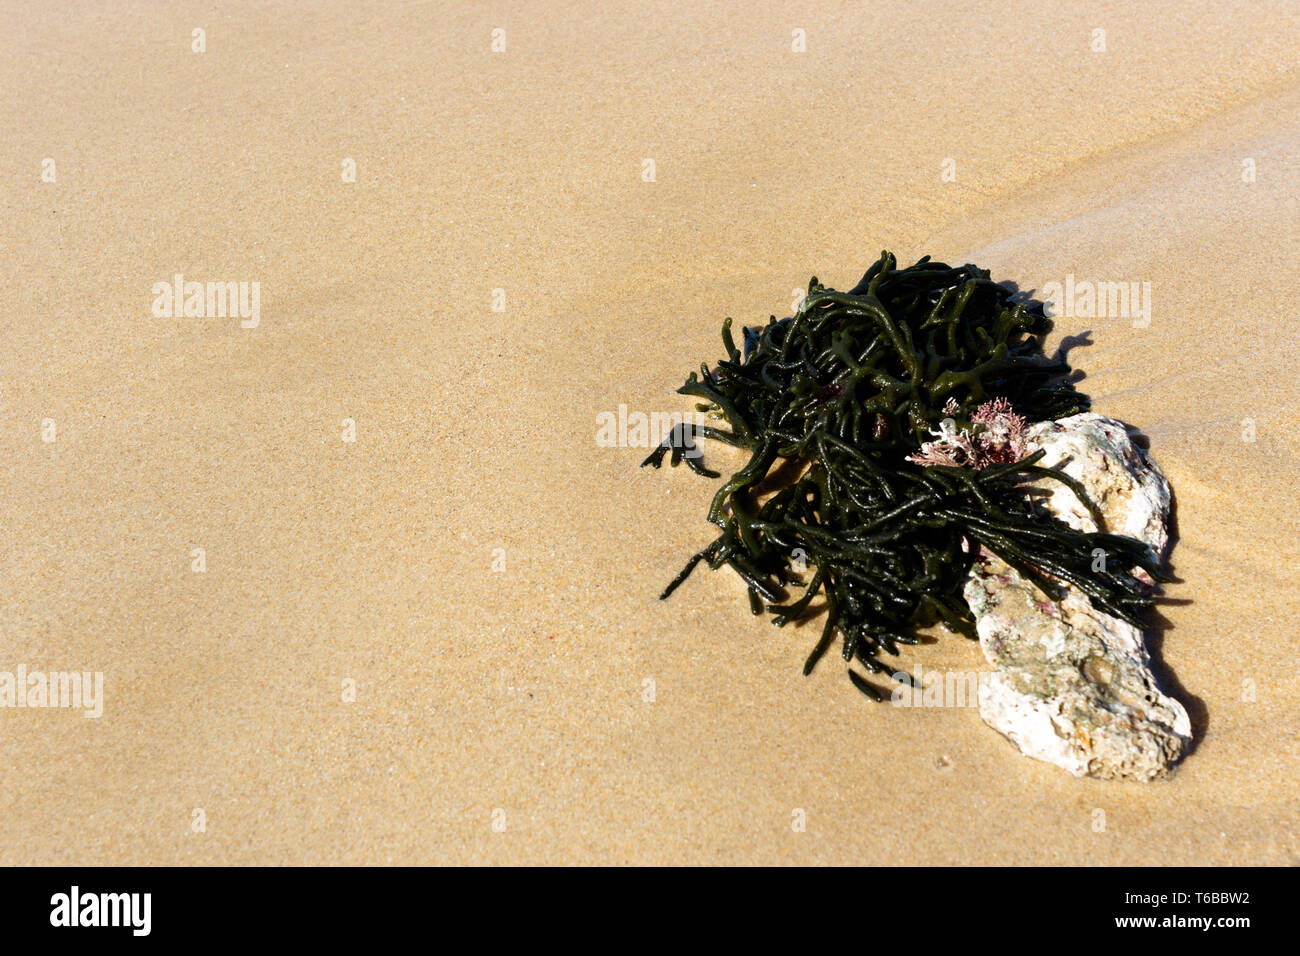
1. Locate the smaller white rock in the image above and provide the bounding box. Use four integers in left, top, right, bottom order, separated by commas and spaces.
966, 413, 1190, 781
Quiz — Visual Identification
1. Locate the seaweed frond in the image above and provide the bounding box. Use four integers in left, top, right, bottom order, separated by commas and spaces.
643, 251, 1158, 699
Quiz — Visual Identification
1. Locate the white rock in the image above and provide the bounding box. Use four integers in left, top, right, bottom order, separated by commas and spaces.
965, 413, 1190, 781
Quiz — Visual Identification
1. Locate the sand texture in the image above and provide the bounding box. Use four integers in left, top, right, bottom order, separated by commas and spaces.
2, 1, 1298, 864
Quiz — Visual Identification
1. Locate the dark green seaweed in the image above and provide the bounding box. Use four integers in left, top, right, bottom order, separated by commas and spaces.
643, 251, 1166, 698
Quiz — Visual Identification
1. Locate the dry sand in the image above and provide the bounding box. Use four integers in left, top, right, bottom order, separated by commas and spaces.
2, 1, 1298, 864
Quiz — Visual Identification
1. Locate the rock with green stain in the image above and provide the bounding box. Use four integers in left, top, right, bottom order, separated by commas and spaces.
965, 413, 1190, 780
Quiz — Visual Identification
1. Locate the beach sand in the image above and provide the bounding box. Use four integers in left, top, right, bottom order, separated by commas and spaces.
2, 1, 1298, 864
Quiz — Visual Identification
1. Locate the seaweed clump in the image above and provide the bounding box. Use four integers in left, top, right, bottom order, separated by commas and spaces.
642, 251, 1167, 699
